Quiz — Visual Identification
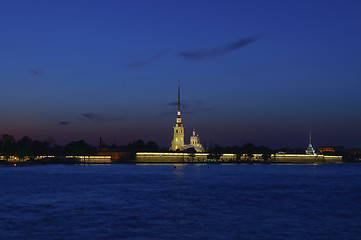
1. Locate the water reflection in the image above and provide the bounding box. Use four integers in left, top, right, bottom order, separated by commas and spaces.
172, 164, 185, 177
0, 164, 360, 239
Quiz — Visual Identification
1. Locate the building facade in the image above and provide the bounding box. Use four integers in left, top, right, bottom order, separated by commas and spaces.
185, 129, 204, 152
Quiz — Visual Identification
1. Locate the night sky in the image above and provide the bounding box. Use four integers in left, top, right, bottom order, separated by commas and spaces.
1, 0, 361, 149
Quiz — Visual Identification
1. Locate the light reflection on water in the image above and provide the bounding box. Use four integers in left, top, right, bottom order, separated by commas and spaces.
172, 164, 186, 176
0, 163, 360, 240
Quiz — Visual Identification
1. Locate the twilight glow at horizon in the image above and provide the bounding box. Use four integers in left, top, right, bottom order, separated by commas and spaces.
1, 0, 361, 148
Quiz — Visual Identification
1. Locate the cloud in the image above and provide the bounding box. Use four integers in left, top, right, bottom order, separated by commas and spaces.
126, 49, 170, 68
57, 121, 70, 126
179, 36, 259, 60
160, 100, 215, 116
82, 113, 103, 121
29, 68, 43, 76
81, 112, 127, 122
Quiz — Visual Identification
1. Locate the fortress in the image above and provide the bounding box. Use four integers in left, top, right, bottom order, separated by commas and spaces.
134, 84, 342, 163
0, 84, 346, 164
100, 83, 343, 164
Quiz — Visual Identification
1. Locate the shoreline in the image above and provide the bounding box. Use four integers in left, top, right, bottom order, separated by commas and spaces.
1, 152, 356, 165
1, 160, 360, 166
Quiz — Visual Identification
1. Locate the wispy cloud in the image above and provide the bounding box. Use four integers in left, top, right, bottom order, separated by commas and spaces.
81, 112, 127, 122
82, 113, 103, 121
160, 100, 215, 116
57, 121, 70, 126
180, 36, 259, 60
126, 49, 170, 68
29, 68, 43, 76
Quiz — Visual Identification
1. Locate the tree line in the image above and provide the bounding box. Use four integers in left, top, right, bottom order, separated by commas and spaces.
3, 133, 358, 161
0, 134, 161, 159
0, 134, 271, 158
0, 134, 97, 158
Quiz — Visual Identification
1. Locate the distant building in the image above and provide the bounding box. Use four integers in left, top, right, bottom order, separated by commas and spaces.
318, 146, 344, 153
318, 146, 336, 153
184, 129, 204, 152
305, 131, 316, 155
170, 83, 204, 152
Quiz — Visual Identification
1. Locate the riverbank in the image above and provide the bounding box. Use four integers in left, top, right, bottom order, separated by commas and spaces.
0, 152, 350, 164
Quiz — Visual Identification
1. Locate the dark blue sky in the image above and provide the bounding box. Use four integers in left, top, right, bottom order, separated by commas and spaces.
1, 0, 361, 148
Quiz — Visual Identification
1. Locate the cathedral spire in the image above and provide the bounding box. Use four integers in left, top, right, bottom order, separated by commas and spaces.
176, 81, 182, 124
178, 81, 180, 113
306, 130, 316, 155
170, 82, 185, 151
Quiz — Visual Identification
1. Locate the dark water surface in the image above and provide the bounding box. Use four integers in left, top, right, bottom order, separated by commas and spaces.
0, 163, 360, 240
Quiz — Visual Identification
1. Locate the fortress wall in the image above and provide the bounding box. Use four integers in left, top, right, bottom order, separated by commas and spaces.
67, 156, 112, 163
136, 153, 343, 164
97, 151, 135, 162
271, 154, 342, 163
136, 153, 209, 163
323, 155, 343, 163
136, 153, 185, 163
0, 153, 343, 164
219, 154, 264, 162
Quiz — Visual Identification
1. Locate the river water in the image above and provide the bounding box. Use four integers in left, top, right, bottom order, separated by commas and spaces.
0, 163, 360, 240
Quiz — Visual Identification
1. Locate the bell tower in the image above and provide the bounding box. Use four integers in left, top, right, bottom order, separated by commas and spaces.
170, 82, 185, 151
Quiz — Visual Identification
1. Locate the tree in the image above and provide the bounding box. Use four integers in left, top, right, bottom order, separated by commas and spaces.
208, 144, 224, 162
0, 134, 16, 159
242, 143, 255, 161
63, 140, 96, 155
236, 153, 241, 163
126, 140, 145, 151
31, 140, 50, 156
144, 141, 159, 151
185, 147, 197, 162
16, 136, 32, 159
262, 153, 272, 162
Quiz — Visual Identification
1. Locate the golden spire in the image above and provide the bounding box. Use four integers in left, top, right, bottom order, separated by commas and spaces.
176, 81, 182, 125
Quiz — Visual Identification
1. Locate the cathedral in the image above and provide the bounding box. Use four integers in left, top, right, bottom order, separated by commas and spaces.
170, 84, 204, 152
